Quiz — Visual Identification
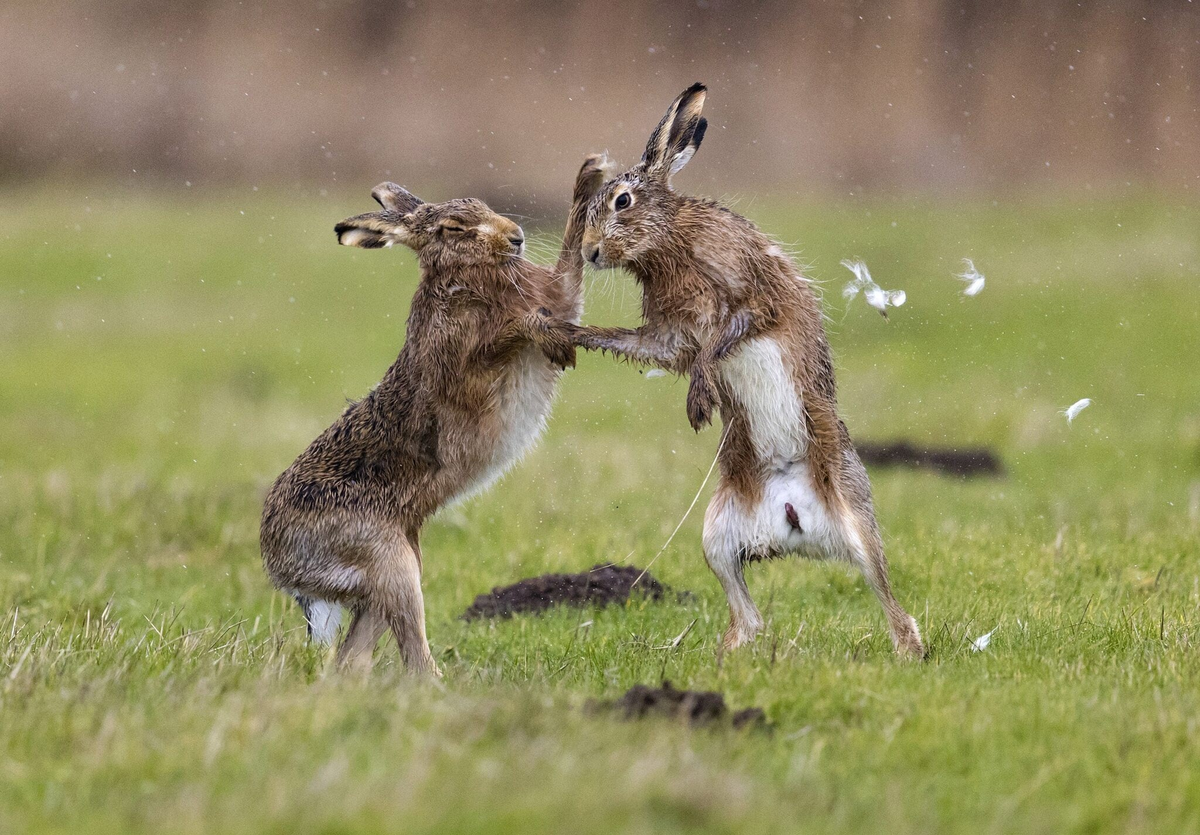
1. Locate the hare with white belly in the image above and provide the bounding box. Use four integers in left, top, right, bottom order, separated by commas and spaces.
572, 85, 923, 657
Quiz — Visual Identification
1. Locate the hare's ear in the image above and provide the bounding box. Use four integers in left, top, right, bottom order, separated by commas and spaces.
335, 212, 406, 248
336, 184, 424, 248
371, 182, 424, 214
641, 82, 708, 183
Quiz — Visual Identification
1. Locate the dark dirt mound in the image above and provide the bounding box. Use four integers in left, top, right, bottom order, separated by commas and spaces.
856, 440, 1003, 477
590, 681, 766, 730
461, 563, 672, 620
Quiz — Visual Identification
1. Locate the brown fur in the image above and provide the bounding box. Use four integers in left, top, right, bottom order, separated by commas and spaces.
572, 85, 923, 657
260, 157, 607, 674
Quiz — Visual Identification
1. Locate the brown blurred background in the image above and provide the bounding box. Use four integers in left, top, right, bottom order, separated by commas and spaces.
2, 0, 1197, 216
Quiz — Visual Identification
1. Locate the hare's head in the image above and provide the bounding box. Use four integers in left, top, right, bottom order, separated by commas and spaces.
582, 83, 707, 269
336, 184, 525, 267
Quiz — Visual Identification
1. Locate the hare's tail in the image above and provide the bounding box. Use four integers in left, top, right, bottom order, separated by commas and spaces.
296, 594, 344, 645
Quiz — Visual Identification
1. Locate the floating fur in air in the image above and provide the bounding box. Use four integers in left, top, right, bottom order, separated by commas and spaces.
970, 628, 995, 652
1061, 398, 1092, 424
645, 369, 668, 379
956, 258, 986, 297
841, 259, 905, 318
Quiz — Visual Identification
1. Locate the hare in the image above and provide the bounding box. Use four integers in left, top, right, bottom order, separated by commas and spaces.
260, 156, 607, 674
572, 84, 923, 657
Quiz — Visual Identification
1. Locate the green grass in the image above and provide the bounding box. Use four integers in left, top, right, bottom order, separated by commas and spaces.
2, 186, 1199, 834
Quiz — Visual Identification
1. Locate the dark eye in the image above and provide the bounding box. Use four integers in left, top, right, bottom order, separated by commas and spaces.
614, 192, 632, 211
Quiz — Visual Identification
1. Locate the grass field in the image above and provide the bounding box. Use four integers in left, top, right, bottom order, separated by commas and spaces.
2, 187, 1199, 834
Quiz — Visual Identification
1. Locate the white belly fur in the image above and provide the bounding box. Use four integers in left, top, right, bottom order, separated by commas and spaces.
704, 461, 850, 563
720, 336, 807, 463
710, 337, 850, 560
455, 344, 558, 502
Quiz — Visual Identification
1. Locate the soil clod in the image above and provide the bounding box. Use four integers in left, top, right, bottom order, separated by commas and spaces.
461, 563, 673, 620
856, 440, 1003, 477
590, 681, 766, 730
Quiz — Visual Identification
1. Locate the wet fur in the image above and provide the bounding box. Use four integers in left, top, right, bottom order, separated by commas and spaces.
261, 157, 607, 674
573, 85, 923, 657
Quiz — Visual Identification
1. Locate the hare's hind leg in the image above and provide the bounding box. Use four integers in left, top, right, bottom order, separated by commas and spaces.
336, 606, 388, 673
833, 455, 924, 658
370, 536, 439, 676
702, 487, 764, 651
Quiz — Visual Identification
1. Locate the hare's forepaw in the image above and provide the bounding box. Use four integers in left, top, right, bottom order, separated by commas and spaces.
567, 325, 600, 351
575, 153, 611, 199
532, 311, 578, 370
543, 337, 576, 370
686, 371, 717, 431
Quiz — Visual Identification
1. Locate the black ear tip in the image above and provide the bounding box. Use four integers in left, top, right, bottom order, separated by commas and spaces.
686, 81, 707, 95
694, 117, 708, 145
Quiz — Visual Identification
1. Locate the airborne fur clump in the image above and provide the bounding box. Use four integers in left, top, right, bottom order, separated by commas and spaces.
956, 258, 986, 297
1061, 398, 1092, 424
841, 259, 906, 317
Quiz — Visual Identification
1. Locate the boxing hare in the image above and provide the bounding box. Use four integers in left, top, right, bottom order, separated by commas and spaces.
261, 156, 607, 674
573, 85, 923, 657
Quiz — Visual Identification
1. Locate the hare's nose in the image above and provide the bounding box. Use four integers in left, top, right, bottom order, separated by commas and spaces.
508, 235, 524, 249
584, 243, 600, 264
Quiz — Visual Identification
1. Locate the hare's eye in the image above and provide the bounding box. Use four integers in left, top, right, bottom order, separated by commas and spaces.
440, 223, 466, 235
614, 192, 632, 211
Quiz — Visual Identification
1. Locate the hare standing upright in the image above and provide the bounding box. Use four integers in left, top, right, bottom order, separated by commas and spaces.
260, 156, 607, 674
573, 85, 923, 657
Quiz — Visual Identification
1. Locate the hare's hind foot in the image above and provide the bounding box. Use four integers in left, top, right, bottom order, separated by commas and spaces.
888, 610, 925, 660
722, 613, 764, 652
836, 507, 926, 660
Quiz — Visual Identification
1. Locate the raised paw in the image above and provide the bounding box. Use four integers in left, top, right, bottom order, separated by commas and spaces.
567, 325, 601, 352
574, 153, 611, 201
686, 370, 717, 431
544, 338, 576, 370
535, 317, 578, 370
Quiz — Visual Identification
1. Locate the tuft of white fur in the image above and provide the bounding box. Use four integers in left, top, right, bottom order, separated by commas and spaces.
956, 258, 986, 296
841, 259, 905, 317
645, 369, 668, 379
1061, 398, 1092, 424
971, 628, 996, 652
306, 599, 343, 645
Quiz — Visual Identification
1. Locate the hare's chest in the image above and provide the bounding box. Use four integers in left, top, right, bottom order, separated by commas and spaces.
495, 345, 558, 457
461, 345, 558, 499
719, 337, 806, 464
